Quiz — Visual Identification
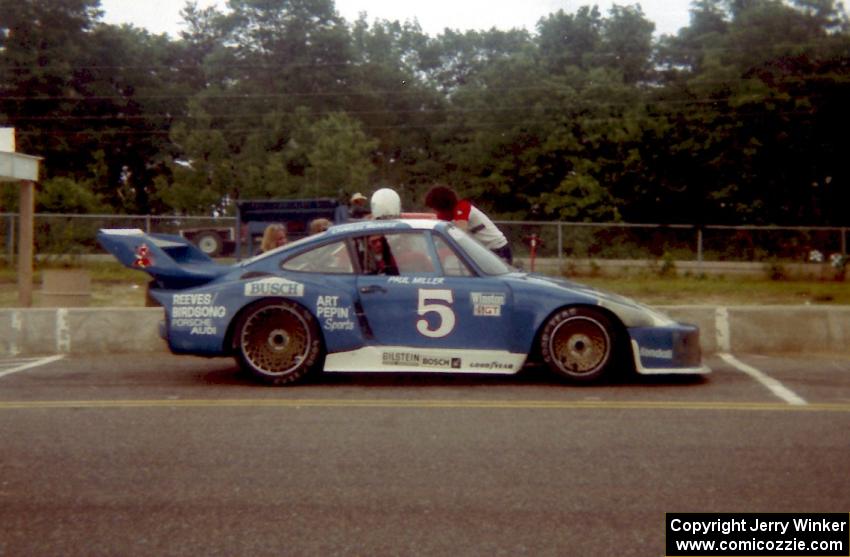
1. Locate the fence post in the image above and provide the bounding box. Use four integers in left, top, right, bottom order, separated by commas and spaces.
557, 222, 563, 266
697, 227, 704, 271
145, 215, 152, 234
6, 214, 14, 265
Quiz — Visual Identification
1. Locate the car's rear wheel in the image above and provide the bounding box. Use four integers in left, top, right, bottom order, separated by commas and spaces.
234, 300, 322, 385
540, 307, 616, 383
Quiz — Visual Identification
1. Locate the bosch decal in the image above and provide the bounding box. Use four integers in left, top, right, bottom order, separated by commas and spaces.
381, 352, 462, 369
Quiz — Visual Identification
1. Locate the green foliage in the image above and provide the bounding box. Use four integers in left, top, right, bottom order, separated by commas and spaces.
37, 177, 109, 213
1, 0, 848, 226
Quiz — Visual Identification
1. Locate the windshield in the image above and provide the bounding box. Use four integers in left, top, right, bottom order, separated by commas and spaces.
447, 226, 512, 275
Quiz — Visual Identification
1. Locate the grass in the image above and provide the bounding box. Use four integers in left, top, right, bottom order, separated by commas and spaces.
577, 275, 850, 306
0, 261, 848, 308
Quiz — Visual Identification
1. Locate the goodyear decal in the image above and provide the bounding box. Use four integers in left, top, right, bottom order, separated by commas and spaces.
244, 277, 305, 297
467, 359, 515, 371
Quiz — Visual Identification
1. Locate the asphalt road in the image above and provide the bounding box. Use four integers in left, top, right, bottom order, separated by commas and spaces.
1, 353, 848, 556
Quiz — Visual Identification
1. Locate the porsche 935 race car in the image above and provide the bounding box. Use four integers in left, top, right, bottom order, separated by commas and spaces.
97, 219, 709, 385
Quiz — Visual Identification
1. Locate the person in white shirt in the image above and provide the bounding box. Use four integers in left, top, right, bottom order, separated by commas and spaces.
424, 185, 512, 264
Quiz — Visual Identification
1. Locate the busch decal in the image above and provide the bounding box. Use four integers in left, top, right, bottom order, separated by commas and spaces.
244, 277, 305, 297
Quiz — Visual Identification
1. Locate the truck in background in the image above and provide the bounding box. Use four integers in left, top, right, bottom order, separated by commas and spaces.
179, 198, 341, 258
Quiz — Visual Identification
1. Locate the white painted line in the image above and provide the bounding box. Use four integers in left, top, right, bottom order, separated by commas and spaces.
718, 352, 808, 406
714, 307, 806, 405
0, 355, 66, 379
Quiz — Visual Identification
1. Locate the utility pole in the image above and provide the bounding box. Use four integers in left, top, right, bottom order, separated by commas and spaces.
0, 128, 42, 307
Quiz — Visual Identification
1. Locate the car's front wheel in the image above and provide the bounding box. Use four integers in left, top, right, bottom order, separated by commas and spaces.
234, 300, 323, 385
539, 307, 617, 383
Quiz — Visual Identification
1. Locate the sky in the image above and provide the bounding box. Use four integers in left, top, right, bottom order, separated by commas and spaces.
99, 0, 694, 38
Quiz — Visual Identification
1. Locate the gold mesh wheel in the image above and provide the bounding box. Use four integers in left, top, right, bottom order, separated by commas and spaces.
541, 308, 614, 382
236, 301, 320, 384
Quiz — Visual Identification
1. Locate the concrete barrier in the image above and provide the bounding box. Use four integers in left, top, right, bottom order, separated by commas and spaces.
1, 308, 165, 357
1, 305, 849, 358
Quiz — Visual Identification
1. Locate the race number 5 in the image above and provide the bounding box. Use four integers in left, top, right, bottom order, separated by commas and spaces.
416, 289, 455, 338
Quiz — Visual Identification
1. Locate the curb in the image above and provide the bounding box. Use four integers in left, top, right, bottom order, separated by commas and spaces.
1, 306, 849, 358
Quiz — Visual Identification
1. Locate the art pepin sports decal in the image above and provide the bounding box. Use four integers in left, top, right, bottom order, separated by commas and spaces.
244, 277, 305, 297
316, 295, 355, 332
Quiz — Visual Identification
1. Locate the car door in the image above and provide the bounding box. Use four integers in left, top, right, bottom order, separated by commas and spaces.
355, 231, 513, 351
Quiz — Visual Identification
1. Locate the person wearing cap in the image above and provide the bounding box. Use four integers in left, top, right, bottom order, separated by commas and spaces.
335, 192, 371, 223
349, 192, 370, 219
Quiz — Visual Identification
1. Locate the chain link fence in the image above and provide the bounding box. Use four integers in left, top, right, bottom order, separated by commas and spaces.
1, 212, 847, 268
497, 221, 847, 263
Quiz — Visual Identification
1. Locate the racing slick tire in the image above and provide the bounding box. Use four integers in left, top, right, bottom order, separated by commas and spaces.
195, 231, 224, 257
539, 306, 617, 383
234, 299, 323, 385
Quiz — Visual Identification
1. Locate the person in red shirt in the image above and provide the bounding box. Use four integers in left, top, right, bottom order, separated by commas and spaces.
424, 185, 513, 264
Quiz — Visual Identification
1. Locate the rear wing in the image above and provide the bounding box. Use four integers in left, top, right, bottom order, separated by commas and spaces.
97, 229, 229, 289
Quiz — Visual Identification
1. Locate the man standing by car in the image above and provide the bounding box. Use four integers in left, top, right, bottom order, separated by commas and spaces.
335, 192, 371, 222
424, 185, 513, 264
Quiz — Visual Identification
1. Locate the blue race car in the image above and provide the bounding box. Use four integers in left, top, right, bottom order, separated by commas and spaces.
98, 219, 709, 385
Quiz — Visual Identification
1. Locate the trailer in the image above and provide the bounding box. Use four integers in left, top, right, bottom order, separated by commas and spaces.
179, 198, 341, 258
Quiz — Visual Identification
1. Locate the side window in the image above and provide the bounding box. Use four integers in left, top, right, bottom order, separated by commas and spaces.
386, 233, 437, 275
434, 235, 473, 277
282, 241, 353, 273
353, 232, 437, 276
354, 234, 399, 275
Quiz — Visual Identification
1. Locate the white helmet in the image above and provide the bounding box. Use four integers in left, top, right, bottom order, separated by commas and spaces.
370, 188, 401, 219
